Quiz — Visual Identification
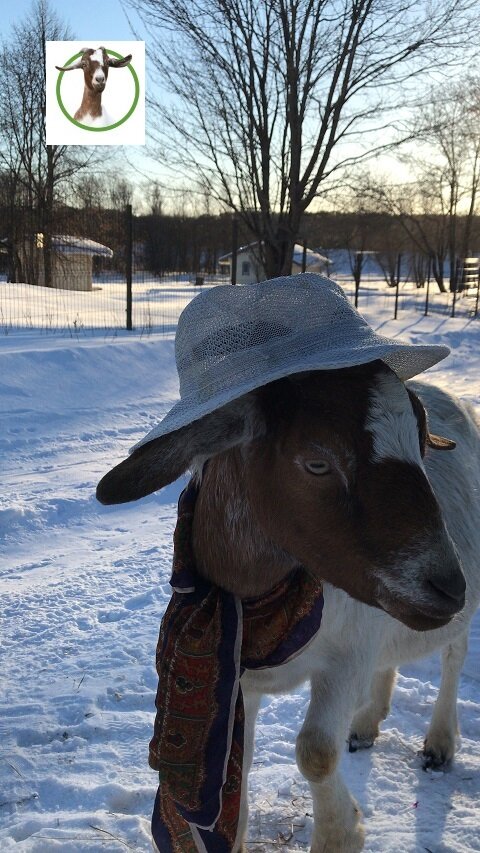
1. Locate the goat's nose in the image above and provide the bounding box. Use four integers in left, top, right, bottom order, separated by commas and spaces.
428, 565, 466, 606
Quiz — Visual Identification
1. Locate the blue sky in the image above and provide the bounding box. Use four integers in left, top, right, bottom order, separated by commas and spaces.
1, 0, 142, 41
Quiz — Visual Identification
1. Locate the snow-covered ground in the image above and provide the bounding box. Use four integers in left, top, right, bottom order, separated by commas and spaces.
0, 275, 225, 335
0, 270, 476, 336
1, 279, 479, 852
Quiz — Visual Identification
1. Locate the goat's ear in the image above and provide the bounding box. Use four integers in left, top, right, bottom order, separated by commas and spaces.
426, 433, 456, 451
407, 387, 456, 455
96, 394, 259, 505
108, 54, 132, 68
55, 58, 84, 71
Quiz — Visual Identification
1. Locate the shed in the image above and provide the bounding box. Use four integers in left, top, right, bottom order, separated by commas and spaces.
218, 241, 330, 284
20, 234, 113, 291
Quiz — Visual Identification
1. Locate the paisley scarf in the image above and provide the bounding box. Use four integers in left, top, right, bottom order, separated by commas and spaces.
149, 481, 324, 852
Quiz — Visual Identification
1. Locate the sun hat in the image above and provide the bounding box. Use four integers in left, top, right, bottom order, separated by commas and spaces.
132, 273, 449, 451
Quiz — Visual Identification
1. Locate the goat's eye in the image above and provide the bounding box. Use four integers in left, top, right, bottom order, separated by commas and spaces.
305, 460, 331, 475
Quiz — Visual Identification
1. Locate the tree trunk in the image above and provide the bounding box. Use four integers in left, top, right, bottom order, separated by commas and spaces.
263, 232, 296, 279
433, 255, 447, 293
41, 145, 56, 288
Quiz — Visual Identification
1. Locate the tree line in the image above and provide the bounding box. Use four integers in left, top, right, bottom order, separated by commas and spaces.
3, 194, 479, 292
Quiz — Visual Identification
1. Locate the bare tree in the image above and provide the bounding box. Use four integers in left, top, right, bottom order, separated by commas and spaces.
339, 179, 382, 298
126, 0, 479, 278
362, 177, 449, 292
371, 76, 480, 292
445, 77, 480, 268
149, 180, 164, 216
0, 0, 99, 284
108, 175, 133, 210
76, 174, 108, 209
415, 87, 480, 290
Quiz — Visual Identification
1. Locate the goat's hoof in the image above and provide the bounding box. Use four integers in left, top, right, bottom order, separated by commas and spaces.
421, 743, 453, 771
296, 728, 337, 782
421, 730, 457, 770
422, 748, 452, 771
311, 809, 365, 852
348, 732, 376, 753
347, 716, 380, 752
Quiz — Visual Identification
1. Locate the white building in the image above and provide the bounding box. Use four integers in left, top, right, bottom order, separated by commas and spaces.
19, 234, 113, 291
218, 241, 330, 284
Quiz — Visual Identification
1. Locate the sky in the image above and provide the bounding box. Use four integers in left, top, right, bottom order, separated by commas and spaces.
0, 0, 476, 216
1, 0, 141, 41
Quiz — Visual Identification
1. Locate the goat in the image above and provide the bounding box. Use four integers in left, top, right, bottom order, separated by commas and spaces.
97, 360, 479, 852
55, 47, 132, 126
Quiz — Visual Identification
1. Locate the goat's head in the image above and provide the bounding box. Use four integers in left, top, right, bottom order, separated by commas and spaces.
97, 361, 465, 632
56, 47, 132, 93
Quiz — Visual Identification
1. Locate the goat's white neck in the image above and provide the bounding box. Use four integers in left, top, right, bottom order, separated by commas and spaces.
192, 449, 298, 598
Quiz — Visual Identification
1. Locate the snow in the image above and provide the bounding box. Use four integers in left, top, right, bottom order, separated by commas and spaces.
48, 236, 114, 258
0, 276, 219, 334
1, 278, 479, 852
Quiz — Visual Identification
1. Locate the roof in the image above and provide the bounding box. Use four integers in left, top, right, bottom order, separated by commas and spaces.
218, 241, 329, 265
218, 241, 257, 262
292, 244, 330, 266
46, 235, 114, 258
0, 234, 113, 258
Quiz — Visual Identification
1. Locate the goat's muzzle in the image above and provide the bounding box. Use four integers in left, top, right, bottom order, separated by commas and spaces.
375, 536, 466, 632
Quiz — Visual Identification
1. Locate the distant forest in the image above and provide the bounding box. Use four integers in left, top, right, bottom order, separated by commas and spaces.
3, 204, 479, 293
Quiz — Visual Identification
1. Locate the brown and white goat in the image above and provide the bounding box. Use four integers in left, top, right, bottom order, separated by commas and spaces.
97, 360, 480, 852
56, 47, 132, 126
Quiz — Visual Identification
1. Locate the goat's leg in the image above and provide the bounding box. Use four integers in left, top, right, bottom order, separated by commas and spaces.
348, 667, 397, 751
310, 770, 365, 853
296, 667, 367, 852
422, 630, 468, 769
233, 691, 261, 853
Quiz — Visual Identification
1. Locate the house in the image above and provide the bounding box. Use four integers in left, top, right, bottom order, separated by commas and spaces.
218, 241, 330, 284
18, 234, 114, 291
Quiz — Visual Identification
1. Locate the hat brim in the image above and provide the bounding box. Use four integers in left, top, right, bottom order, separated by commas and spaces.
131, 337, 449, 453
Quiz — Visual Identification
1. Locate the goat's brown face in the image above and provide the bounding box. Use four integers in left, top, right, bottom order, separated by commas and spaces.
246, 364, 465, 631
54, 47, 132, 92
96, 360, 465, 633
81, 48, 109, 92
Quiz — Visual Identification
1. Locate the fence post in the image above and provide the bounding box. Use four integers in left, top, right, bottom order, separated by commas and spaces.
451, 257, 459, 319
394, 253, 401, 319
231, 216, 238, 285
424, 255, 432, 316
126, 203, 133, 330
354, 251, 363, 308
302, 239, 307, 273
475, 268, 480, 318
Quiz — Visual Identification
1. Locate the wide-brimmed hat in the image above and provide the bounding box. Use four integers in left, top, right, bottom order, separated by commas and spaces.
132, 273, 449, 451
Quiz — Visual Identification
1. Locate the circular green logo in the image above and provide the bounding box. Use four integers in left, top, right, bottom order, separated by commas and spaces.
56, 49, 140, 132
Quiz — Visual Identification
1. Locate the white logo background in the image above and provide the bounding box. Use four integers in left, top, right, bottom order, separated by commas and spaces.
46, 41, 145, 145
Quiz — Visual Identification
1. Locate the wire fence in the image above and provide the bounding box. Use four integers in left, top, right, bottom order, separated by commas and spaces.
338, 275, 480, 322
0, 205, 478, 336
0, 204, 230, 335
1, 204, 126, 334
0, 272, 229, 336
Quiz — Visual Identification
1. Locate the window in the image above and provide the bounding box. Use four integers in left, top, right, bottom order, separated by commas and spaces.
242, 261, 251, 275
